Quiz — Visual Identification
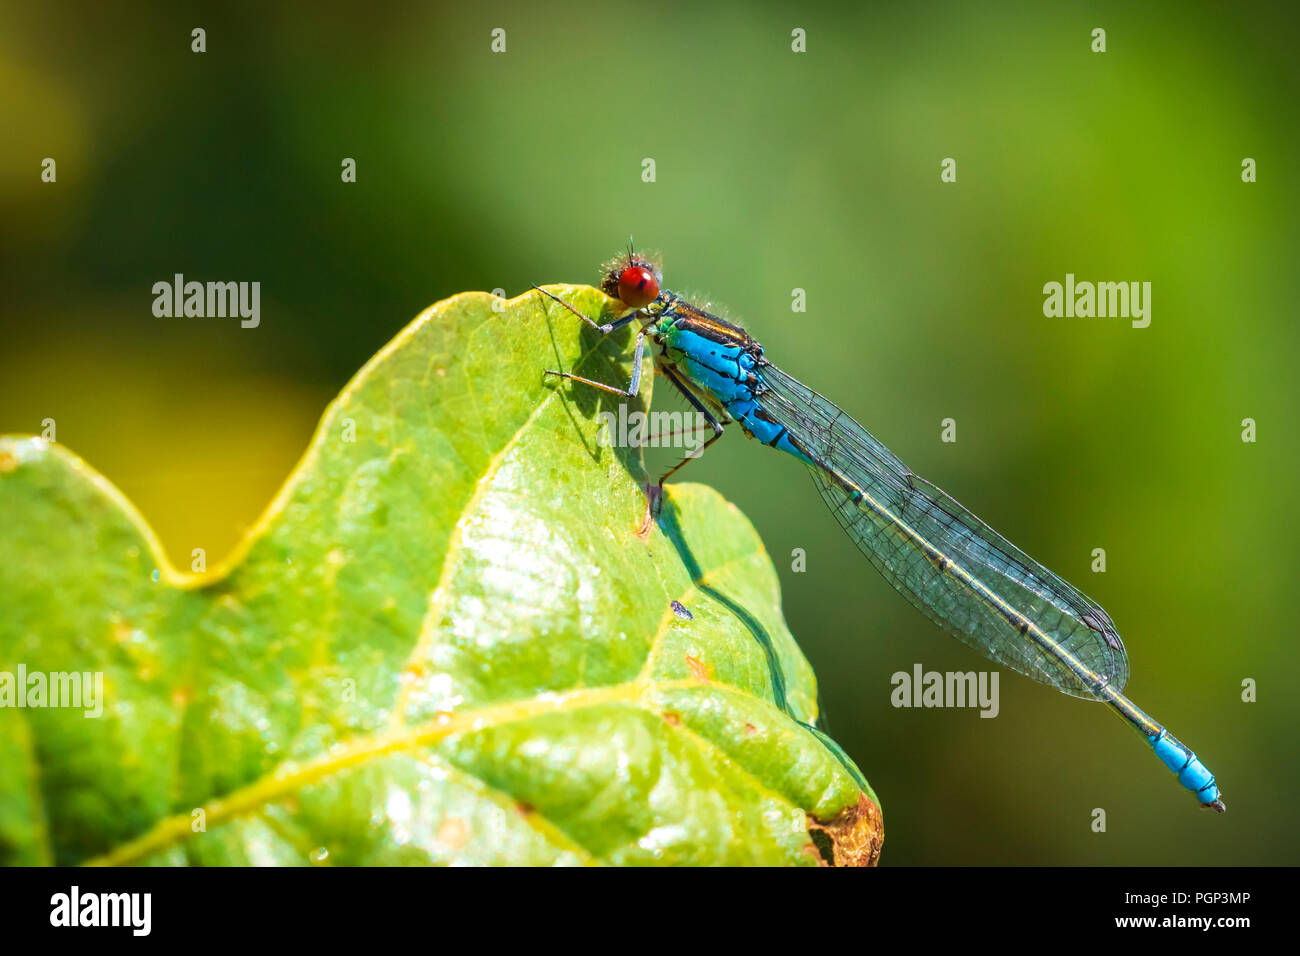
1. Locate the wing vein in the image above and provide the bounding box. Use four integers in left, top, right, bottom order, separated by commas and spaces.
755, 360, 1128, 698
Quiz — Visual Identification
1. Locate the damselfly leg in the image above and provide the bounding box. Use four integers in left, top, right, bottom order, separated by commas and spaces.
627, 362, 729, 536
534, 286, 727, 533
534, 286, 649, 396
531, 285, 631, 334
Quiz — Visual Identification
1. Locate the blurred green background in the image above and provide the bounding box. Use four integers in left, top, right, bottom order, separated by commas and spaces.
3, 1, 1296, 864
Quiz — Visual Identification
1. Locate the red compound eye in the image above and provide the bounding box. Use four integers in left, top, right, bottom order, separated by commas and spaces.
617, 265, 659, 309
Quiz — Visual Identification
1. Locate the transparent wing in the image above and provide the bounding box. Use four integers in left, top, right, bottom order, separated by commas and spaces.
758, 361, 1128, 699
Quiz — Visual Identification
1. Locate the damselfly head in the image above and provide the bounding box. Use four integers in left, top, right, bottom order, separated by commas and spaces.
601, 245, 662, 310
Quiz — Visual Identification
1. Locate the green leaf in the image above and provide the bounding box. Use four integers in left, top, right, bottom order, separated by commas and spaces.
0, 285, 881, 866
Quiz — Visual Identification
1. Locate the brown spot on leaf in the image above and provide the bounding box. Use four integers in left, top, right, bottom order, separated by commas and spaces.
743, 722, 757, 736
806, 793, 884, 867
662, 711, 681, 726
685, 654, 709, 681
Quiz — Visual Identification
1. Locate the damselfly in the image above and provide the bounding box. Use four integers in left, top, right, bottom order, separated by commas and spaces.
533, 246, 1224, 812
